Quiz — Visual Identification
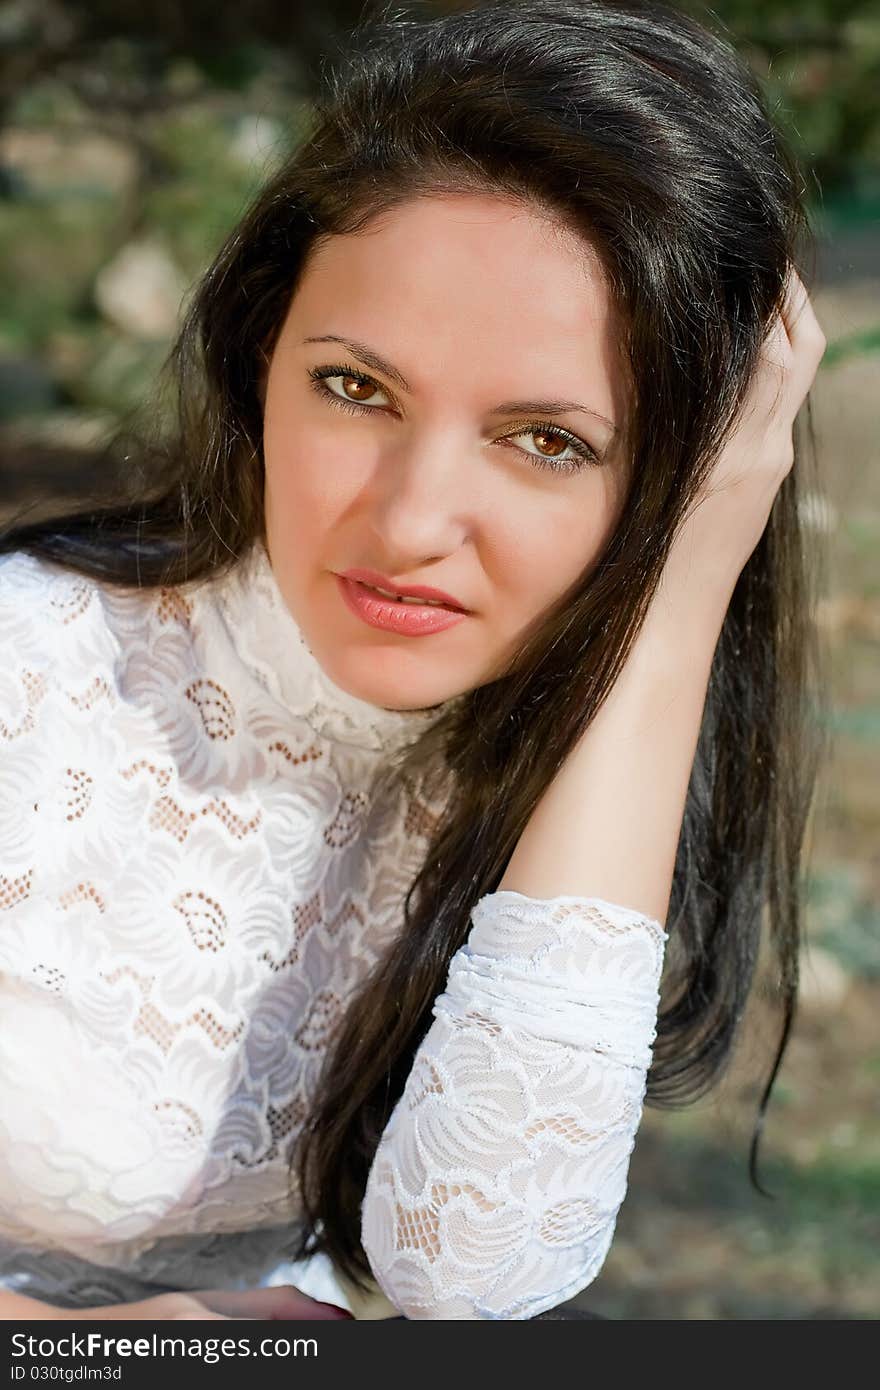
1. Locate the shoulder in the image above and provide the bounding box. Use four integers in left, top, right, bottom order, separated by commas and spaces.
0, 545, 191, 649
0, 545, 105, 621
0, 549, 120, 663
0, 549, 177, 732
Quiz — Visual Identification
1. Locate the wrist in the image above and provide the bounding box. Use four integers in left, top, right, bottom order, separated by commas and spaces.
634, 583, 730, 676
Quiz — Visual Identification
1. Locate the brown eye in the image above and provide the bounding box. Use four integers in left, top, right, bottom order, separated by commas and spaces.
341, 375, 378, 402
531, 430, 567, 458
501, 420, 599, 474
308, 365, 392, 412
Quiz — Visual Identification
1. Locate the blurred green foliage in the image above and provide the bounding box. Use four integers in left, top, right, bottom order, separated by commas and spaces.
0, 0, 877, 418
681, 0, 880, 211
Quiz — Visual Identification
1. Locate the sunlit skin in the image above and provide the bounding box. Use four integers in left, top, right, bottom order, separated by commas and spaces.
261, 192, 632, 712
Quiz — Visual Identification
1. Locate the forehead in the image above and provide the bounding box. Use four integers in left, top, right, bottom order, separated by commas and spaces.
283, 191, 629, 439
302, 190, 612, 325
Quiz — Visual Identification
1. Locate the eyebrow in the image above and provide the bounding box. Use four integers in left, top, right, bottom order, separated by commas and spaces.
302, 333, 619, 435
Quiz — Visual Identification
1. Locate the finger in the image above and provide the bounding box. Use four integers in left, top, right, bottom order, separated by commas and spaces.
781, 282, 827, 419
743, 311, 790, 424
173, 1310, 231, 1321
779, 267, 826, 357
779, 267, 807, 343
758, 308, 791, 371
258, 1284, 353, 1319
196, 1285, 352, 1320
750, 273, 825, 426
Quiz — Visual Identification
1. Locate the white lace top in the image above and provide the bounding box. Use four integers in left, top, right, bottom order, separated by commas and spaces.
0, 538, 668, 1319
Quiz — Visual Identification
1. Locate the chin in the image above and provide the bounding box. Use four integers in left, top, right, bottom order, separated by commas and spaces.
356, 683, 445, 714
317, 653, 427, 711
348, 670, 457, 714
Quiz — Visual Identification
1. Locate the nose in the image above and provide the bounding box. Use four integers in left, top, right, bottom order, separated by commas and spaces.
366, 430, 474, 565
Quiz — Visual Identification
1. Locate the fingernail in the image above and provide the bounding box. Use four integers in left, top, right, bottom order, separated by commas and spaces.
319, 1303, 355, 1319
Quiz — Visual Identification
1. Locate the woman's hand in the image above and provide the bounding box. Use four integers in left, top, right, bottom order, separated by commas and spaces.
497, 270, 826, 922
54, 1285, 353, 1320
653, 268, 827, 624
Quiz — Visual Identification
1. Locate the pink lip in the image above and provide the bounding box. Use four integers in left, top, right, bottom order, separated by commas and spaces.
335, 575, 469, 636
340, 568, 469, 613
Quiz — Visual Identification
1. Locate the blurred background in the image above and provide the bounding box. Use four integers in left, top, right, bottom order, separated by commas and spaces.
0, 0, 877, 1319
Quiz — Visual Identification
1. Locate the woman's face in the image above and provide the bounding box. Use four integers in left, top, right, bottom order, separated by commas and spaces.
262, 191, 630, 711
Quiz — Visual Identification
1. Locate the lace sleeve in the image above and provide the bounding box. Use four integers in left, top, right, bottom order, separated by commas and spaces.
361, 889, 668, 1319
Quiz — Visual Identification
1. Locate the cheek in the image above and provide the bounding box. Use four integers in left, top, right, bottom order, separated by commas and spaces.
264, 407, 367, 528
492, 490, 612, 620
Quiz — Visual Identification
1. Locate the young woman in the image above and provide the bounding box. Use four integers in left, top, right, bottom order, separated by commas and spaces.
0, 0, 828, 1320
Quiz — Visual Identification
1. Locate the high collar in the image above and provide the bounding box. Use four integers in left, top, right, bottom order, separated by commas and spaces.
211, 538, 462, 755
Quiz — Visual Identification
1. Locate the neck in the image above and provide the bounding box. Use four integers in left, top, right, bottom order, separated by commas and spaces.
211, 538, 464, 754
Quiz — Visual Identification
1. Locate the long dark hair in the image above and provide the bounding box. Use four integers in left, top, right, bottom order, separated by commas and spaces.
1, 0, 829, 1290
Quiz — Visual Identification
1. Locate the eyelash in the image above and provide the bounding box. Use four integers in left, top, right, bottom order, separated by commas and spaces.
306, 362, 601, 473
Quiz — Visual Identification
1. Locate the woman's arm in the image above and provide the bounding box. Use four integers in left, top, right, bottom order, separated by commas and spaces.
359, 507, 717, 1322
498, 269, 826, 923
361, 887, 667, 1318
358, 584, 688, 1319
360, 543, 728, 1321
496, 588, 724, 923
360, 272, 826, 1319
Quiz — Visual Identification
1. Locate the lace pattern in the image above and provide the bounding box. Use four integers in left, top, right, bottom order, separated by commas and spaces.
362, 892, 666, 1319
0, 545, 449, 1292
0, 545, 666, 1316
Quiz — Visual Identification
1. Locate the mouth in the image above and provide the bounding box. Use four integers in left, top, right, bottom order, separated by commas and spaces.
356, 580, 458, 610
334, 575, 470, 636
339, 568, 469, 613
